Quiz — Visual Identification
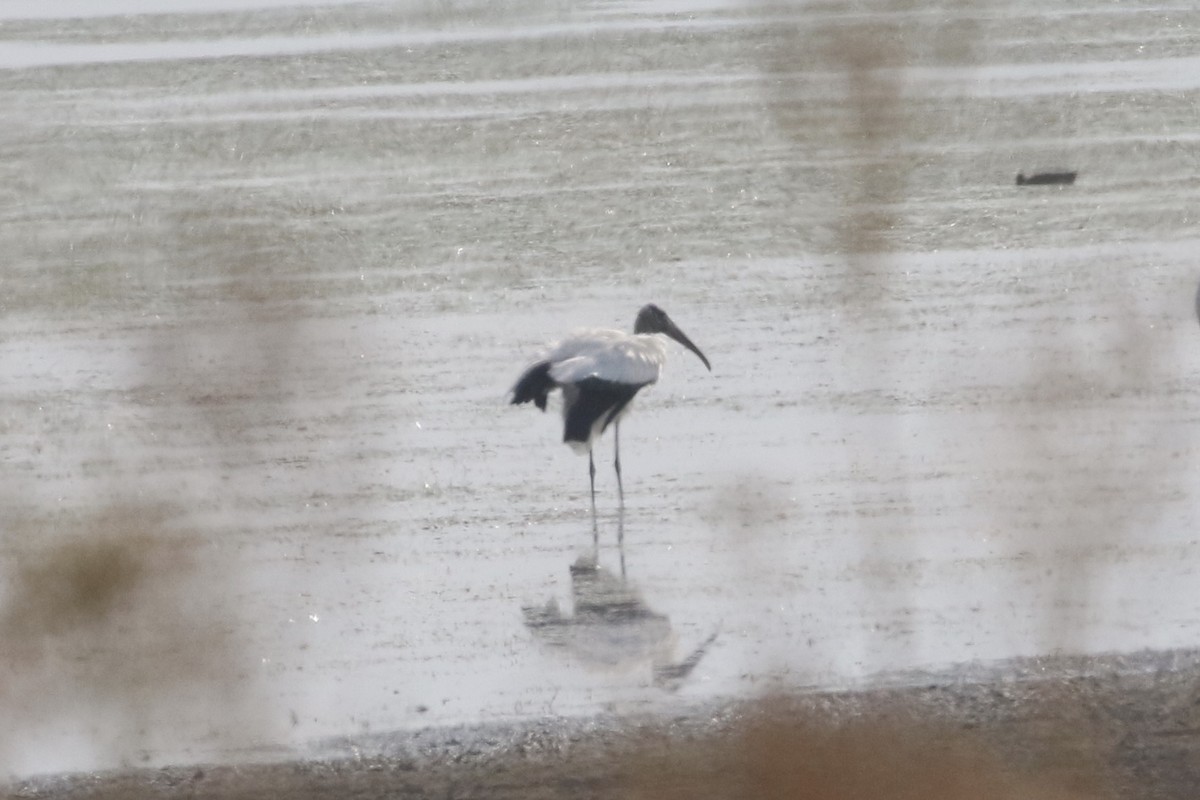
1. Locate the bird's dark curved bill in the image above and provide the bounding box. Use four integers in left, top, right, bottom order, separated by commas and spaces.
665, 323, 711, 371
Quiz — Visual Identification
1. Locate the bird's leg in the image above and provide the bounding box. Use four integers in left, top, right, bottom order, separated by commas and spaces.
614, 422, 626, 579
588, 448, 598, 546
617, 502, 627, 580
614, 420, 625, 510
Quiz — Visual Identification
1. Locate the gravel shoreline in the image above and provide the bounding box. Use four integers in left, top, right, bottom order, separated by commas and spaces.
13, 648, 1200, 799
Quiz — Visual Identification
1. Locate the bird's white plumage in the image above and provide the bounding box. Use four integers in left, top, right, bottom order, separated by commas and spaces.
543, 328, 667, 387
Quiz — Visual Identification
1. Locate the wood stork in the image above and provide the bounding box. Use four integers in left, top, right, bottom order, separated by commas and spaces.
510, 304, 711, 521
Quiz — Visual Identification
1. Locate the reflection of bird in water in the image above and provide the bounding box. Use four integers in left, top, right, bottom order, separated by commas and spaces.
653, 629, 719, 690
522, 555, 717, 690
510, 305, 711, 527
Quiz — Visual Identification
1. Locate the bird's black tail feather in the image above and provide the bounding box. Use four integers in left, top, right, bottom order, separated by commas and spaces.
510, 361, 555, 411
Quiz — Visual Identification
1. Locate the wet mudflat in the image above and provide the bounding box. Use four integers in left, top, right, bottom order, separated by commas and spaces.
3, 0, 1200, 792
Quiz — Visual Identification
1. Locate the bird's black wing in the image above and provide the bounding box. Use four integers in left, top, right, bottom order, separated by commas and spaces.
563, 378, 643, 445
510, 361, 555, 411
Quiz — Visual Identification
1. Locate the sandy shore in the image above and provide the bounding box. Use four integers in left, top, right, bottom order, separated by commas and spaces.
12, 648, 1200, 799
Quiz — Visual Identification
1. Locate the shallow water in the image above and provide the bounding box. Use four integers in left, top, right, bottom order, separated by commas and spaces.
3, 0, 1200, 778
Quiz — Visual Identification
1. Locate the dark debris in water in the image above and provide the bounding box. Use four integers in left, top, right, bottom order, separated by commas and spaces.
1016, 170, 1078, 186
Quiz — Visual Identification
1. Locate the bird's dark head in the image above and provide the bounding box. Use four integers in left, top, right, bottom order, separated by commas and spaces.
634, 304, 711, 371
634, 304, 670, 335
